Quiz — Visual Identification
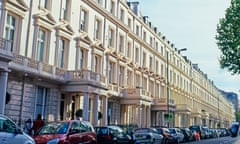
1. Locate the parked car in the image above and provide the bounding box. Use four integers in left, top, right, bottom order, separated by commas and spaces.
189, 125, 206, 139
180, 128, 195, 142
156, 127, 176, 144
168, 128, 184, 143
208, 128, 219, 138
0, 114, 35, 144
94, 125, 132, 144
33, 120, 97, 144
218, 128, 231, 137
133, 128, 163, 144
202, 126, 210, 139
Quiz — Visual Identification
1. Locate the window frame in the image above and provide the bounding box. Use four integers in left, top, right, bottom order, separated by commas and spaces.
80, 8, 88, 32
118, 34, 124, 53
39, 0, 52, 10
4, 14, 16, 52
34, 86, 49, 120
109, 61, 115, 83
56, 37, 69, 69
110, 0, 115, 16
36, 29, 46, 62
108, 28, 114, 48
60, 0, 71, 21
94, 18, 102, 40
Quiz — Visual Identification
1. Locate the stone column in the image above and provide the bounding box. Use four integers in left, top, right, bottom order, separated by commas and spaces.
93, 94, 99, 126
102, 96, 108, 126
137, 105, 142, 128
83, 92, 89, 121
147, 106, 151, 127
0, 71, 8, 114
142, 105, 146, 127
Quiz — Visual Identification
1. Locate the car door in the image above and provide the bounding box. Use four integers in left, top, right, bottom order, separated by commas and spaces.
80, 121, 96, 143
68, 121, 82, 144
0, 116, 26, 144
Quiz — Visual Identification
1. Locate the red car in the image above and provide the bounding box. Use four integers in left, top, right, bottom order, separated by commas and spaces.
33, 120, 97, 144
156, 128, 176, 144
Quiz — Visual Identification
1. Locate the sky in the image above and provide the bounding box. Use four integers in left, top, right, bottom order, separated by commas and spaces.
136, 0, 240, 95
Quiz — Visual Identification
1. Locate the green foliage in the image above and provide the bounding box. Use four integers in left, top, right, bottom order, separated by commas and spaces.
75, 109, 83, 117
216, 0, 240, 74
235, 111, 240, 122
75, 109, 102, 120
164, 113, 173, 121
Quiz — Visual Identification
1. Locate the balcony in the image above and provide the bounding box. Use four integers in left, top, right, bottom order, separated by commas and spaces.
0, 38, 14, 71
9, 54, 107, 90
151, 98, 176, 111
120, 88, 152, 104
65, 70, 105, 83
175, 104, 192, 114
10, 54, 65, 81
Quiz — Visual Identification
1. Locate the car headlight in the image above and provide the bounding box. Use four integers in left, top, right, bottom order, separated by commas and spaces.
47, 138, 60, 144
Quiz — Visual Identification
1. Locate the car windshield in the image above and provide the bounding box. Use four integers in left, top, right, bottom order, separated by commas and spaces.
189, 126, 200, 131
135, 128, 157, 133
37, 122, 69, 135
168, 129, 176, 133
108, 126, 123, 133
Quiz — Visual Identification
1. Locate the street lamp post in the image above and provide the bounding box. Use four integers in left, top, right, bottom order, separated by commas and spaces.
166, 48, 187, 128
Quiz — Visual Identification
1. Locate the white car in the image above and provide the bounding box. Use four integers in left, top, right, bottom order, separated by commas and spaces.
133, 128, 163, 144
0, 114, 35, 144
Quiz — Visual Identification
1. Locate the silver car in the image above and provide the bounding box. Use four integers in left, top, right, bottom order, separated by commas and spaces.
133, 128, 163, 144
0, 114, 35, 144
168, 128, 184, 143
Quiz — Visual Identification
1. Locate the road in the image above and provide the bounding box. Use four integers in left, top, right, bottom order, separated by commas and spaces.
183, 136, 240, 144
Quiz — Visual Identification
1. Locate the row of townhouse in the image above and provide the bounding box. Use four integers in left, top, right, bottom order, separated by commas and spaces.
0, 0, 234, 128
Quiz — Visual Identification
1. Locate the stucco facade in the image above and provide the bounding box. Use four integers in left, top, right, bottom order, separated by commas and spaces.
0, 0, 234, 128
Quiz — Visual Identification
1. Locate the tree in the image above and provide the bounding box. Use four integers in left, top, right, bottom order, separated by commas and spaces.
216, 0, 240, 74
235, 111, 240, 122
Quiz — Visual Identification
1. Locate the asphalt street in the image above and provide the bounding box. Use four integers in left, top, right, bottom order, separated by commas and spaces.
184, 136, 240, 144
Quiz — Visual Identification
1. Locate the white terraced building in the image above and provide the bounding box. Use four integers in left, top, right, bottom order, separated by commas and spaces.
0, 0, 235, 128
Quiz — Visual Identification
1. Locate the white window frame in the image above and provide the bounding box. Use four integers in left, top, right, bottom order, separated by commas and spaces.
34, 86, 49, 120
79, 49, 84, 69
108, 28, 114, 48
61, 0, 71, 21
40, 0, 50, 9
4, 14, 16, 51
80, 9, 88, 32
119, 34, 124, 53
95, 18, 102, 40
109, 62, 115, 83
93, 55, 101, 73
119, 66, 124, 86
126, 42, 131, 58
120, 8, 124, 22
36, 29, 46, 62
110, 0, 115, 15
